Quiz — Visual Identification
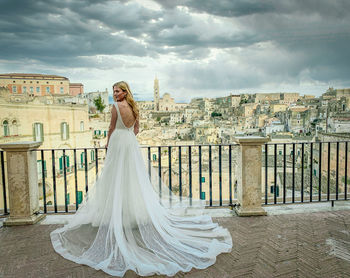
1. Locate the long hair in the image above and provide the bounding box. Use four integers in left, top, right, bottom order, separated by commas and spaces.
113, 81, 139, 120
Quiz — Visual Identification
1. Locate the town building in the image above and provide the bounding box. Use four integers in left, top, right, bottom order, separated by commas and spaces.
0, 73, 80, 96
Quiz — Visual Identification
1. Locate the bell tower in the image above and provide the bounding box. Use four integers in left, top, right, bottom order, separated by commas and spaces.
154, 77, 159, 111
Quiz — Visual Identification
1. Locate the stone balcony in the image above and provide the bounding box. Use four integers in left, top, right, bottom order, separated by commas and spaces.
1, 206, 350, 277
0, 139, 350, 277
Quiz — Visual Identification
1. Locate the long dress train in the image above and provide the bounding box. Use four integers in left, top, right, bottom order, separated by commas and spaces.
50, 101, 233, 277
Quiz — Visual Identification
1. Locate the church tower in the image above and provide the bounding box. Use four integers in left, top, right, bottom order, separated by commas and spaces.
154, 77, 160, 111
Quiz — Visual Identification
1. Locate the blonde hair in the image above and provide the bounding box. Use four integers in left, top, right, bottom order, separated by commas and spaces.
113, 81, 139, 120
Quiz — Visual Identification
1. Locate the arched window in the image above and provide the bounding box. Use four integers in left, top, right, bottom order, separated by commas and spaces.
33, 122, 44, 142
3, 120, 9, 136
61, 122, 69, 140
80, 121, 84, 131
12, 120, 18, 135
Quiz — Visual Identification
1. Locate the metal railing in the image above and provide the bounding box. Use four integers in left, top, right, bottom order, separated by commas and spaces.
0, 144, 239, 215
264, 141, 349, 205
2, 140, 349, 216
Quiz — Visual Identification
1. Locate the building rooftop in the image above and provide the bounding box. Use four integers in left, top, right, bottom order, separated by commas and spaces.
0, 73, 68, 80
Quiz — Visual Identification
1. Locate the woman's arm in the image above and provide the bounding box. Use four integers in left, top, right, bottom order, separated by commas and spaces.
134, 118, 139, 136
106, 105, 117, 148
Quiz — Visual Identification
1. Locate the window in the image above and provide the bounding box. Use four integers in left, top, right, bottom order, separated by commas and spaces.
80, 121, 84, 131
90, 150, 95, 161
37, 160, 47, 178
77, 191, 83, 204
12, 85, 17, 93
33, 122, 43, 142
3, 120, 9, 136
270, 185, 280, 196
61, 122, 69, 140
46, 87, 50, 93
297, 113, 300, 119
59, 155, 70, 172
23, 86, 27, 93
60, 87, 64, 94
12, 120, 18, 135
30, 87, 33, 93
36, 87, 40, 93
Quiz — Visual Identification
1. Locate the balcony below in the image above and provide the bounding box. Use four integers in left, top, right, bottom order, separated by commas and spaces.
0, 207, 349, 277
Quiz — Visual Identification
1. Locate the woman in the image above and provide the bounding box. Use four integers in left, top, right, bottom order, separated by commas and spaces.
50, 81, 232, 277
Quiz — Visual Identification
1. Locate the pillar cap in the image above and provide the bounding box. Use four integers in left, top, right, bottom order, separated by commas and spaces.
234, 136, 270, 145
0, 141, 42, 151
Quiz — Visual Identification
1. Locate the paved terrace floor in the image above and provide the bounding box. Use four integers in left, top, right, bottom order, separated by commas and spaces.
0, 205, 350, 278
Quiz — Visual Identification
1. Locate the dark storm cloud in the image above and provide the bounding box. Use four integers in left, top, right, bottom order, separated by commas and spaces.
0, 0, 153, 65
153, 0, 350, 18
0, 0, 349, 94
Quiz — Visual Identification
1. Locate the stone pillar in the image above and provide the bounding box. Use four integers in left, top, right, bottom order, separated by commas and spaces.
234, 136, 270, 216
0, 141, 46, 225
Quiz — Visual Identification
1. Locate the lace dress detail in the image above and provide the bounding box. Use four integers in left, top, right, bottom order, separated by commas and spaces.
50, 101, 232, 277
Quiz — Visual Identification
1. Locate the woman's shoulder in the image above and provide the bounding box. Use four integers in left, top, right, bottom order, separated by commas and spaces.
118, 100, 131, 109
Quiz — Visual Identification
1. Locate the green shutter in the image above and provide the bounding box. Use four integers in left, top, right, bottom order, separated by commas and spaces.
66, 155, 70, 167
60, 123, 63, 140
67, 124, 70, 139
59, 157, 63, 170
32, 123, 35, 141
80, 152, 84, 165
67, 193, 70, 204
77, 191, 83, 204
40, 123, 44, 142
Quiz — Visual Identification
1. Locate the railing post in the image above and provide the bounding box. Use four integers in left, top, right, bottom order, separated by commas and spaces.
0, 141, 46, 225
234, 136, 270, 216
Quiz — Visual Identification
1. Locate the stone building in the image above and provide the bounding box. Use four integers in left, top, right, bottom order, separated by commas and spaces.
69, 83, 84, 96
0, 73, 81, 96
84, 89, 109, 113
280, 93, 300, 104
230, 95, 241, 107
0, 86, 96, 210
255, 93, 281, 103
286, 106, 310, 134
0, 87, 91, 149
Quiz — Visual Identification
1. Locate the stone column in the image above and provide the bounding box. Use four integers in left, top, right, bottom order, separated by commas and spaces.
0, 141, 46, 225
234, 136, 270, 216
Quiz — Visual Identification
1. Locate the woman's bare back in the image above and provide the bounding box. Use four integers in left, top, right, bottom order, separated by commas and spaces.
117, 100, 136, 128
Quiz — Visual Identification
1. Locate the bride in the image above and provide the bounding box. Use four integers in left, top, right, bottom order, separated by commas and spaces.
50, 81, 232, 277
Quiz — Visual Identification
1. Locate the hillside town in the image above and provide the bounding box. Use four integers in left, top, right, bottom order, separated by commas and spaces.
136, 80, 350, 146
1, 73, 350, 149
1, 73, 350, 206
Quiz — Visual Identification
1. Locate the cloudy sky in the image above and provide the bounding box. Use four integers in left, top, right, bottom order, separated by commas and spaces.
0, 0, 349, 102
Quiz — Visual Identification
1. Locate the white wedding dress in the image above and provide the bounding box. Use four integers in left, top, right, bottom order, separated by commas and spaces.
50, 101, 232, 277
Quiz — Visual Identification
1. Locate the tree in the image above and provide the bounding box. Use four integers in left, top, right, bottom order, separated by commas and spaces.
93, 95, 106, 113
211, 112, 222, 117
